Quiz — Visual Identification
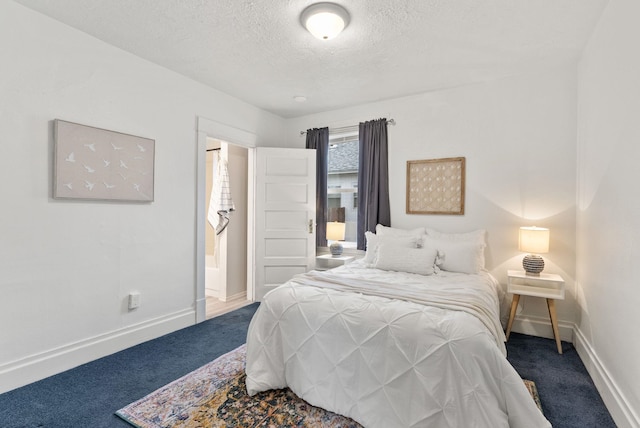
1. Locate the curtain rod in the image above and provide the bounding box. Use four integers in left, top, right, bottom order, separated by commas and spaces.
206, 148, 221, 152
299, 118, 396, 136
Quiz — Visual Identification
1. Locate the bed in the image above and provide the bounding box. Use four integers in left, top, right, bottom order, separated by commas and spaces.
245, 226, 551, 428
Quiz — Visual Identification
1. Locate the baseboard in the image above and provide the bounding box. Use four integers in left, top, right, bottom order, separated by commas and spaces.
0, 308, 195, 394
196, 296, 206, 323
223, 291, 247, 303
204, 288, 219, 298
509, 315, 574, 342
573, 327, 639, 428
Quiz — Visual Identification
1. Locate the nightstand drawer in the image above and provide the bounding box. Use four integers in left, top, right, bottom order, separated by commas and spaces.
507, 269, 565, 299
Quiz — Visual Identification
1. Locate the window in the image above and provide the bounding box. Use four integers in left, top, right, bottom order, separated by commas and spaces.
327, 131, 359, 248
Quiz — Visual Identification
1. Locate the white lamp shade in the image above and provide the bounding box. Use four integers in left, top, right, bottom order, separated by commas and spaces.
301, 3, 350, 40
518, 226, 549, 254
326, 221, 346, 241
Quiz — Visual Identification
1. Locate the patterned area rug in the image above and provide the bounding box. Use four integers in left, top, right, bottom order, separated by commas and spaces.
116, 345, 542, 428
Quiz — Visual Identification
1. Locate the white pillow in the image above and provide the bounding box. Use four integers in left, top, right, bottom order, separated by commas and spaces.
376, 224, 426, 237
425, 228, 486, 268
424, 236, 486, 274
364, 231, 418, 264
425, 228, 486, 244
375, 244, 438, 276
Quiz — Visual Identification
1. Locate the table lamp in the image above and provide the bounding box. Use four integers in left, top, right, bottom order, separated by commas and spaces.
518, 226, 549, 275
326, 221, 346, 256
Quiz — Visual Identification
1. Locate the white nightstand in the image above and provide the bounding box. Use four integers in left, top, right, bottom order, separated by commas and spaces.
315, 254, 354, 271
506, 269, 565, 354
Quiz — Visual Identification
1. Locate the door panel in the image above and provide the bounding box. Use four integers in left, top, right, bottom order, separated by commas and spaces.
265, 157, 310, 176
254, 147, 316, 301
264, 238, 309, 257
264, 266, 307, 284
265, 211, 308, 230
265, 182, 309, 203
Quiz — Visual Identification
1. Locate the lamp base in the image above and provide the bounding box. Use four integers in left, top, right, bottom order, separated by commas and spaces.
523, 254, 544, 275
330, 241, 343, 257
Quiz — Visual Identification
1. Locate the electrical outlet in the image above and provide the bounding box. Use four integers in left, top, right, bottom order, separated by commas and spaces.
128, 292, 140, 310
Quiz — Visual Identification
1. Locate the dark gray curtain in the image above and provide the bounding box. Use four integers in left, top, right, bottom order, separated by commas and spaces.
306, 127, 329, 247
357, 118, 391, 250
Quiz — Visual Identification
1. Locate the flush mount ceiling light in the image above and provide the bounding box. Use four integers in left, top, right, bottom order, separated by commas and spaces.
300, 2, 350, 40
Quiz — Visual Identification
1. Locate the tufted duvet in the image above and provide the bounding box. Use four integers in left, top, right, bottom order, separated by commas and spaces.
245, 261, 551, 428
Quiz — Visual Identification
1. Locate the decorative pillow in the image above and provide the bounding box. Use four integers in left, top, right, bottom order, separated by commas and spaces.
424, 228, 486, 268
424, 228, 486, 244
374, 244, 438, 276
364, 231, 418, 264
423, 236, 486, 274
376, 224, 426, 237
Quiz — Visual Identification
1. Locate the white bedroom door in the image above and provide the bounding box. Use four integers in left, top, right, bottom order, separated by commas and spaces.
253, 147, 316, 301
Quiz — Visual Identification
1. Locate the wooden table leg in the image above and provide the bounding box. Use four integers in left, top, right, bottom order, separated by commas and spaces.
505, 294, 520, 340
547, 298, 563, 354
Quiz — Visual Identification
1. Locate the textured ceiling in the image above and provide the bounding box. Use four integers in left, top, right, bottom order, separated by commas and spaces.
14, 0, 606, 118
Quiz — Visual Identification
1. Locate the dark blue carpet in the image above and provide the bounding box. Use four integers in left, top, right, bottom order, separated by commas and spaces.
0, 304, 615, 427
0, 303, 259, 428
506, 333, 616, 427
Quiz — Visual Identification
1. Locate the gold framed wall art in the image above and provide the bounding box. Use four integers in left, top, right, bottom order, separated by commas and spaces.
406, 157, 465, 215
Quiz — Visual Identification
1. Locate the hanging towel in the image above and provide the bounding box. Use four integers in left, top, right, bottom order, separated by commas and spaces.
208, 155, 235, 235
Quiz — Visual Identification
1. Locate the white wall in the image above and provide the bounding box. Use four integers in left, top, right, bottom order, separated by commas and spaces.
0, 1, 284, 393
224, 143, 248, 300
286, 68, 578, 337
576, 0, 640, 426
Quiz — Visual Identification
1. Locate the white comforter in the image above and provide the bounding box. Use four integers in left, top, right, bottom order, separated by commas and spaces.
246, 261, 551, 428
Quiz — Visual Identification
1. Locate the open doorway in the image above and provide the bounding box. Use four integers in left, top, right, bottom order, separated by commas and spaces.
195, 117, 257, 323
204, 139, 251, 318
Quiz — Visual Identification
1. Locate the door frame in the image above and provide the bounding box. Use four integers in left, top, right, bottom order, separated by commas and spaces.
195, 116, 256, 323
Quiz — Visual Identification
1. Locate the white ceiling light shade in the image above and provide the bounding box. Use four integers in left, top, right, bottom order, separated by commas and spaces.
300, 2, 350, 40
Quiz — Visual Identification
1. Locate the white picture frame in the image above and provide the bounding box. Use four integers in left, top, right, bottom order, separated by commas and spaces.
53, 119, 155, 202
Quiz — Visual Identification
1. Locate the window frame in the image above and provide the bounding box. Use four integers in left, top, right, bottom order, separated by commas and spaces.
325, 130, 360, 252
